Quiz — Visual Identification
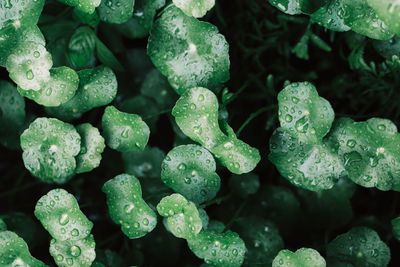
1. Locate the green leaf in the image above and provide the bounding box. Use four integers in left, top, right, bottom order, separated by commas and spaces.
20, 118, 81, 183
49, 234, 96, 267
156, 193, 202, 239
373, 36, 400, 60
115, 0, 166, 39
366, 0, 400, 36
233, 217, 284, 266
173, 0, 215, 18
147, 5, 230, 95
95, 37, 125, 72
391, 217, 400, 241
0, 80, 25, 150
6, 41, 53, 91
299, 0, 328, 14
161, 144, 221, 204
119, 96, 159, 131
0, 231, 47, 267
0, 0, 45, 29
229, 173, 260, 198
187, 228, 246, 267
102, 106, 150, 152
172, 87, 261, 174
272, 248, 326, 267
68, 26, 96, 69
327, 227, 390, 266
269, 127, 345, 191
122, 146, 165, 178
17, 66, 79, 107
98, 0, 135, 24
57, 0, 101, 14
75, 123, 105, 174
140, 68, 177, 109
102, 174, 158, 239
34, 188, 93, 241
277, 82, 334, 144
0, 212, 39, 247
72, 8, 100, 28
310, 0, 350, 32
337, 118, 400, 190
341, 0, 394, 40
0, 24, 45, 67
268, 0, 302, 15
46, 65, 118, 121
0, 219, 6, 232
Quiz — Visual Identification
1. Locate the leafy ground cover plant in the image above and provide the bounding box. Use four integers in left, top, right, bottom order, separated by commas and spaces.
2, 0, 400, 266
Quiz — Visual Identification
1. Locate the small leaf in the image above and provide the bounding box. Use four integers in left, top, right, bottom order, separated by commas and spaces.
272, 247, 326, 267
95, 37, 124, 72
173, 0, 215, 18
98, 0, 134, 24
68, 26, 96, 69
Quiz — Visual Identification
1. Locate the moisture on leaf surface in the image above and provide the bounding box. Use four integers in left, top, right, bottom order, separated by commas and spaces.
102, 106, 150, 152
268, 0, 302, 15
57, 0, 101, 14
156, 193, 202, 239
97, 0, 135, 24
20, 118, 81, 183
6, 41, 52, 91
187, 227, 246, 267
75, 123, 105, 174
172, 87, 260, 174
147, 5, 230, 95
17, 66, 79, 107
337, 118, 400, 191
272, 247, 326, 267
327, 227, 390, 266
34, 188, 93, 241
49, 234, 96, 267
161, 144, 221, 204
0, 231, 47, 267
46, 65, 117, 121
173, 0, 215, 18
310, 0, 350, 32
102, 174, 157, 239
0, 0, 45, 29
367, 0, 400, 36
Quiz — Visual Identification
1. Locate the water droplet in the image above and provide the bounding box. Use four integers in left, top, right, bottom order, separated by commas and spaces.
70, 245, 81, 257
295, 116, 309, 133
121, 128, 129, 138
33, 51, 40, 58
292, 97, 299, 103
46, 87, 52, 96
66, 258, 73, 266
232, 249, 238, 256
285, 114, 293, 122
56, 254, 64, 262
347, 139, 356, 148
124, 204, 134, 213
70, 228, 79, 237
198, 94, 205, 101
59, 214, 69, 225
378, 124, 386, 131
184, 177, 191, 184
142, 218, 149, 225
178, 163, 187, 170
26, 70, 34, 80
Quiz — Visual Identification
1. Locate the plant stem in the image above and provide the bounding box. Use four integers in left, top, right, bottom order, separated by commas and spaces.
236, 105, 276, 137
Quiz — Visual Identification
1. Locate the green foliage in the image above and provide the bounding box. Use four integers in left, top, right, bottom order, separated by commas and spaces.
98, 0, 135, 24
47, 65, 117, 120
272, 247, 326, 267
75, 123, 105, 174
0, 0, 45, 29
102, 106, 150, 152
0, 80, 25, 149
187, 226, 246, 267
115, 0, 166, 39
173, 87, 260, 174
122, 146, 165, 178
102, 174, 157, 239
49, 234, 96, 267
67, 26, 96, 69
0, 219, 6, 231
327, 227, 390, 266
161, 144, 221, 204
392, 217, 400, 241
34, 188, 93, 241
20, 118, 81, 183
0, 231, 47, 267
147, 5, 230, 95
57, 0, 101, 14
173, 0, 215, 18
229, 173, 260, 198
156, 193, 202, 239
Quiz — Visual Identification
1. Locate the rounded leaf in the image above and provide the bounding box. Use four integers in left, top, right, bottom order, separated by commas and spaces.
310, 0, 350, 32
75, 123, 105, 174
123, 146, 165, 178
147, 5, 230, 95
156, 193, 202, 239
50, 234, 96, 267
268, 0, 302, 15
102, 106, 150, 152
0, 0, 45, 29
18, 66, 79, 107
6, 41, 52, 91
272, 248, 326, 267
57, 0, 101, 14
102, 174, 157, 239
173, 0, 215, 18
161, 144, 221, 204
187, 228, 246, 267
366, 0, 400, 36
20, 118, 81, 183
98, 0, 134, 24
327, 227, 390, 266
338, 118, 400, 190
34, 188, 93, 241
277, 82, 334, 144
